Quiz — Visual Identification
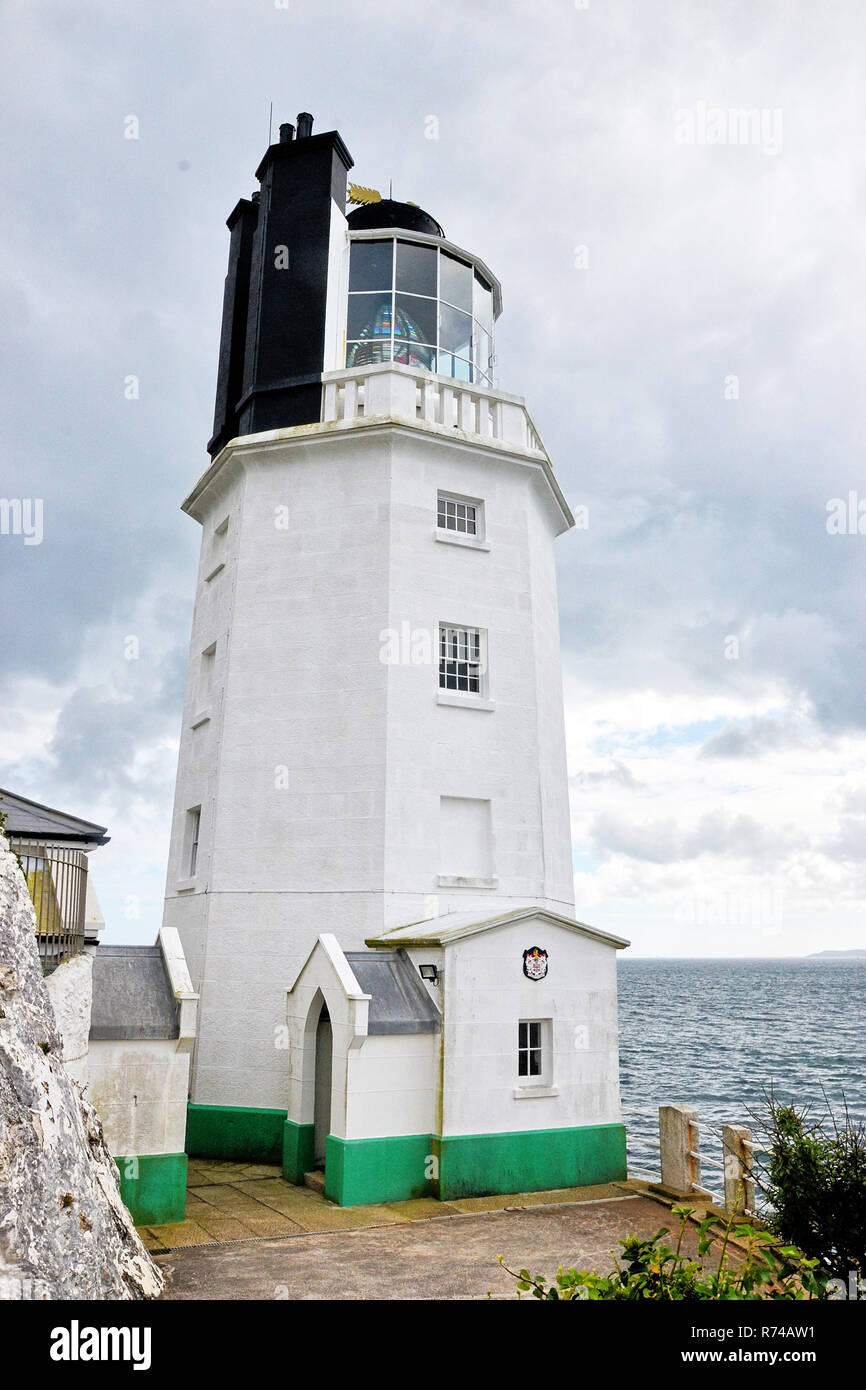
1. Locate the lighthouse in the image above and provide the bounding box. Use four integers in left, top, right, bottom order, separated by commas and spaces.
162, 114, 628, 1204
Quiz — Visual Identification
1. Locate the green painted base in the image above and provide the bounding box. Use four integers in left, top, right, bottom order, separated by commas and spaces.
321, 1124, 626, 1206
282, 1120, 315, 1184
115, 1152, 188, 1225
437, 1123, 627, 1200
185, 1103, 286, 1163
183, 1105, 626, 1208
325, 1134, 436, 1206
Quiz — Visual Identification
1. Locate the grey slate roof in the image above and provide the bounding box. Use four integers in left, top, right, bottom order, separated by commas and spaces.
89, 945, 179, 1041
344, 949, 440, 1034
0, 787, 109, 847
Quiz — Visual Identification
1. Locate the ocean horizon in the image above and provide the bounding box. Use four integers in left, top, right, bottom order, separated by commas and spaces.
617, 956, 866, 1199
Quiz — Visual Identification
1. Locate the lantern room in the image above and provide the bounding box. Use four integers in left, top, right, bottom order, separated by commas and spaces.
345, 200, 502, 386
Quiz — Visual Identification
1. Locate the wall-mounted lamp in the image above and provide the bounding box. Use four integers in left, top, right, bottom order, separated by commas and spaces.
418, 964, 439, 985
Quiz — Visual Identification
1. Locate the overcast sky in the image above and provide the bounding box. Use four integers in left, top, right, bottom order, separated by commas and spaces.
1, 0, 864, 956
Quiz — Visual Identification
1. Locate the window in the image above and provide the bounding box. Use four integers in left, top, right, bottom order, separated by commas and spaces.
198, 643, 216, 712
185, 807, 201, 879
518, 1020, 543, 1079
439, 625, 482, 694
346, 236, 496, 386
438, 494, 478, 536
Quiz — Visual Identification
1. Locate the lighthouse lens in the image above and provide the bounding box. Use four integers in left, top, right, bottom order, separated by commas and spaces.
395, 293, 437, 347
346, 293, 391, 342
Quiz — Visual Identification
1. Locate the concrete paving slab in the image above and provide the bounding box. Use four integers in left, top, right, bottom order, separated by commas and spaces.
157, 1194, 672, 1300
280, 1201, 410, 1233
190, 1211, 266, 1242
382, 1197, 461, 1220
230, 1178, 327, 1217
147, 1221, 216, 1251
447, 1182, 625, 1213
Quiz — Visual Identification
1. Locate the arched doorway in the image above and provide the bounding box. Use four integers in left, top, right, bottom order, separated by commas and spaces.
313, 1002, 332, 1168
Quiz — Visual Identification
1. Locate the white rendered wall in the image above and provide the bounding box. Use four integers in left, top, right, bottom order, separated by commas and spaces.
87, 1040, 190, 1157
164, 409, 574, 1111
322, 201, 349, 373
383, 427, 575, 924
286, 939, 438, 1142
342, 1034, 439, 1140
439, 918, 622, 1138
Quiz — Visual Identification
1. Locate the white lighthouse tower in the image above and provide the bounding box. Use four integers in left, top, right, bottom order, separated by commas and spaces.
163, 114, 628, 1204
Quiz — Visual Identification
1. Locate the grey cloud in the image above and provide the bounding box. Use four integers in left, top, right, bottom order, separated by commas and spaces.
700, 714, 811, 759
571, 761, 645, 791
590, 808, 808, 865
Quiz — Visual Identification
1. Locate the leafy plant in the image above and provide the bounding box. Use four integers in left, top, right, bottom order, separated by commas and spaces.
754, 1093, 866, 1280
501, 1205, 828, 1300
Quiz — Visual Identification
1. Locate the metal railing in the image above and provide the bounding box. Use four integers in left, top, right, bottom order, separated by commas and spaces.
9, 839, 87, 974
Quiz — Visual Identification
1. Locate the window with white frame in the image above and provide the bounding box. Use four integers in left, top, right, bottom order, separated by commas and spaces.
518, 1020, 544, 1079
185, 807, 201, 879
438, 493, 478, 536
439, 625, 482, 694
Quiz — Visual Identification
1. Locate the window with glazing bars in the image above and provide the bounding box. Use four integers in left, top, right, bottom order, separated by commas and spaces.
439, 626, 482, 693
518, 1020, 543, 1078
438, 495, 477, 535
187, 807, 201, 878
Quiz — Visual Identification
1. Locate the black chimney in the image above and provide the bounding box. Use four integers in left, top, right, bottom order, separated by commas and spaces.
207, 120, 353, 458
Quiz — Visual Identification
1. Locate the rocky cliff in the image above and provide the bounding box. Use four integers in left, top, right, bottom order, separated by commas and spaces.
0, 832, 163, 1300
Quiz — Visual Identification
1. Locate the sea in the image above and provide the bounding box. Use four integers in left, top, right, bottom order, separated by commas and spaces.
617, 957, 866, 1201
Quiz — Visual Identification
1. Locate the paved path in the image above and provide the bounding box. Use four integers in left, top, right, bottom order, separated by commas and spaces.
157, 1193, 681, 1300
139, 1159, 636, 1251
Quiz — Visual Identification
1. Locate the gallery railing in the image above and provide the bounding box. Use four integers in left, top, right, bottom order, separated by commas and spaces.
8, 838, 87, 974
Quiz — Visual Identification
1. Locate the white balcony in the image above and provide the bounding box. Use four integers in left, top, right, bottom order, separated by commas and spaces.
321, 363, 548, 459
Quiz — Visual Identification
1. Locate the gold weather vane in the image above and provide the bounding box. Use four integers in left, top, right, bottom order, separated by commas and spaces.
347, 184, 422, 209
347, 183, 382, 205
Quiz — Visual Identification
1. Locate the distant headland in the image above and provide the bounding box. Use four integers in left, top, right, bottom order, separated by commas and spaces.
807, 949, 866, 959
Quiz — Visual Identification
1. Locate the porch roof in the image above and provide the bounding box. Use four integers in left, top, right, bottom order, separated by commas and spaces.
344, 949, 440, 1035
366, 906, 630, 951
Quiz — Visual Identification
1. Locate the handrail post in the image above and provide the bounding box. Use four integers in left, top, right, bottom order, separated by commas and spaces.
723, 1124, 755, 1215
659, 1103, 701, 1194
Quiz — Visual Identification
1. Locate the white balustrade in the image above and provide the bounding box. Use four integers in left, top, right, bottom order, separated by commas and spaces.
321, 365, 546, 456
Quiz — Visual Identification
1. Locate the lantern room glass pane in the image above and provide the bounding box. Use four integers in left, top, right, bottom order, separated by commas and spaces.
347, 339, 393, 367
439, 304, 472, 356
346, 292, 391, 343
395, 240, 437, 297
474, 326, 492, 380
395, 292, 438, 347
348, 240, 393, 292
438, 351, 472, 382
393, 340, 436, 370
440, 251, 473, 311
473, 272, 494, 333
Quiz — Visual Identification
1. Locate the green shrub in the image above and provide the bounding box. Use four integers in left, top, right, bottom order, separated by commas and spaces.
502, 1206, 828, 1300
757, 1097, 866, 1280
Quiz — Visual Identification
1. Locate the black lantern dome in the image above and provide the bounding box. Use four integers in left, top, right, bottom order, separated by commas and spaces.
347, 199, 444, 238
